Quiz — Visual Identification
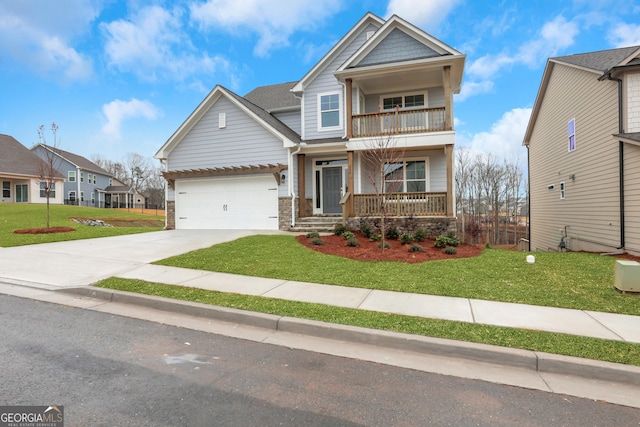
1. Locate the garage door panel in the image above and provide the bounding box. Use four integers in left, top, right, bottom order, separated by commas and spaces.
175, 176, 278, 230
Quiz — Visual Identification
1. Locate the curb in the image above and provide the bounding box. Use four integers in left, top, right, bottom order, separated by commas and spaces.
59, 286, 640, 387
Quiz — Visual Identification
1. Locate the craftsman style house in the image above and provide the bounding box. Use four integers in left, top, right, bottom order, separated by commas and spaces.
523, 45, 640, 256
155, 13, 465, 231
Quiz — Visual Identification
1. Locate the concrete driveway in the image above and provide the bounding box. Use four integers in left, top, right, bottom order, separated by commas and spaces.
0, 229, 277, 289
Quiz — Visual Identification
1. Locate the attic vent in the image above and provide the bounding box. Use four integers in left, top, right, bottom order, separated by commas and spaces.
219, 113, 226, 129
366, 31, 375, 40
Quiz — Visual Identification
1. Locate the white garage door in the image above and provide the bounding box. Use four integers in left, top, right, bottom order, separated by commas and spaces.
175, 175, 279, 230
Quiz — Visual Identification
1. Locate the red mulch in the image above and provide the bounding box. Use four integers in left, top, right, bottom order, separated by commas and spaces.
14, 227, 75, 234
296, 231, 482, 263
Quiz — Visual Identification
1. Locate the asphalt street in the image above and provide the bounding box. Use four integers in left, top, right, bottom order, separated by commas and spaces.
2, 294, 639, 426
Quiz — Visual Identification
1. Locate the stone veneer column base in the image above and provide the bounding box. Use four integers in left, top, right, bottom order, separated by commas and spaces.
165, 200, 175, 230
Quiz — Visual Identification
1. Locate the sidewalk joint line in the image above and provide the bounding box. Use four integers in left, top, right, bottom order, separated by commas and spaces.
584, 310, 625, 342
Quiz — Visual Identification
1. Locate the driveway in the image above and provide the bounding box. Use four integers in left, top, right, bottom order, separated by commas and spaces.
0, 229, 277, 289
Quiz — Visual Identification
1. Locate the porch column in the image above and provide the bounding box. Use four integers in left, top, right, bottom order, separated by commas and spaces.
443, 66, 452, 130
347, 150, 354, 217
445, 144, 454, 216
346, 78, 353, 138
298, 154, 306, 218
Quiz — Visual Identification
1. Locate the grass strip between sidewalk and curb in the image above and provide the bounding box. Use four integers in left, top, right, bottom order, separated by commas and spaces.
96, 278, 640, 367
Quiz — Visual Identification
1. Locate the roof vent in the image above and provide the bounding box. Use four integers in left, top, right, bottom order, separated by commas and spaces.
219, 113, 226, 129
366, 31, 375, 40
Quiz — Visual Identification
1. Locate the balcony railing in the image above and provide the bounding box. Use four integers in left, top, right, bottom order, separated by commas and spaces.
353, 192, 447, 217
351, 107, 448, 138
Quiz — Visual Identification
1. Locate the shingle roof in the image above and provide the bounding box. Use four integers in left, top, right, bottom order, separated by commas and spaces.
244, 81, 300, 111
35, 144, 111, 176
552, 45, 640, 73
0, 134, 63, 178
223, 86, 301, 143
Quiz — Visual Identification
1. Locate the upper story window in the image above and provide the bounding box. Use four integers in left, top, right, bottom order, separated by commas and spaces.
381, 93, 426, 111
568, 118, 576, 152
318, 92, 342, 131
68, 171, 76, 182
109, 178, 113, 186
80, 172, 84, 183
560, 181, 566, 200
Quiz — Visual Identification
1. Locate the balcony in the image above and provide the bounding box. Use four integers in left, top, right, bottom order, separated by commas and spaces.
350, 107, 450, 139
353, 192, 447, 217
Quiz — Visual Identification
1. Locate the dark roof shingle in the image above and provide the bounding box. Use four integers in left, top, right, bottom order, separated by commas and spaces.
0, 134, 63, 178
244, 81, 300, 111
553, 45, 640, 73
35, 144, 111, 176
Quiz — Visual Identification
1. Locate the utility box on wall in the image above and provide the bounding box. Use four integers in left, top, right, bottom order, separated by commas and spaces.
614, 260, 640, 292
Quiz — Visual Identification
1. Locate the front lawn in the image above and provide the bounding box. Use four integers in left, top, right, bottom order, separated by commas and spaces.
155, 235, 640, 315
0, 204, 164, 247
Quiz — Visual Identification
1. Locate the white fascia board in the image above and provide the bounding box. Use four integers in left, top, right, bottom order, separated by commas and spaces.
291, 13, 384, 93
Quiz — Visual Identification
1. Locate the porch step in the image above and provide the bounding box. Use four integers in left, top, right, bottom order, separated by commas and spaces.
290, 216, 341, 233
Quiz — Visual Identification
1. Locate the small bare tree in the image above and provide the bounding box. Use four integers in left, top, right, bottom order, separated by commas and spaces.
360, 107, 405, 250
36, 123, 61, 229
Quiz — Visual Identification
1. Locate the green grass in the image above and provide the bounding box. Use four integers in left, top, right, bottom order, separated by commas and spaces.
96, 278, 640, 366
156, 235, 640, 315
0, 204, 163, 247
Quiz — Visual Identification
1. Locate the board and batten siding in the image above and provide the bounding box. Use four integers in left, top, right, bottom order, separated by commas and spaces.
166, 96, 289, 199
303, 23, 380, 141
528, 63, 620, 252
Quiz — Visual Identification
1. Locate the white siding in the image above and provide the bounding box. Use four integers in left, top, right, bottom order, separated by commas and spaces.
529, 64, 620, 252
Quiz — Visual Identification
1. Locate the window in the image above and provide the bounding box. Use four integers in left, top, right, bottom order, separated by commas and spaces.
93, 175, 97, 184
560, 182, 566, 200
318, 92, 341, 130
381, 93, 426, 111
384, 160, 427, 192
68, 191, 76, 202
109, 178, 113, 186
568, 118, 576, 152
39, 182, 56, 198
15, 184, 28, 202
80, 172, 84, 183
80, 191, 84, 202
68, 171, 76, 182
2, 181, 9, 198
91, 193, 95, 205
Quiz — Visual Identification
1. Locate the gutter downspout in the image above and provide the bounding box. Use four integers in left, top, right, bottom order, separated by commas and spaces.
289, 144, 302, 227
605, 73, 625, 250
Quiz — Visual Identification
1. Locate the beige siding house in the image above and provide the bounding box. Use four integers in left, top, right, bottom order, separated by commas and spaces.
523, 45, 640, 256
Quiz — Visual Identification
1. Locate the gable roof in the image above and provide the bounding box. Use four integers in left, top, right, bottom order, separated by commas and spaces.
244, 81, 300, 112
291, 12, 385, 93
155, 85, 300, 159
523, 45, 640, 146
0, 134, 63, 179
32, 144, 111, 176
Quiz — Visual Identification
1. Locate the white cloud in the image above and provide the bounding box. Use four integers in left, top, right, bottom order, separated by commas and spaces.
458, 108, 532, 170
0, 0, 96, 81
385, 0, 461, 32
102, 5, 230, 82
455, 80, 494, 102
608, 23, 640, 47
189, 0, 343, 57
102, 99, 160, 139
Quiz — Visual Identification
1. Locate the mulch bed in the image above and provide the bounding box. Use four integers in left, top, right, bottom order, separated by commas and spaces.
14, 227, 75, 234
296, 231, 482, 263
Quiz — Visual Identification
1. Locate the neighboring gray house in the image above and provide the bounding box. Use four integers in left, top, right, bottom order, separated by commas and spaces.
30, 144, 144, 209
0, 134, 64, 205
155, 13, 465, 231
523, 45, 640, 256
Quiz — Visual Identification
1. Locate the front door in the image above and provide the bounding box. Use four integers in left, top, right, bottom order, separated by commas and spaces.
322, 167, 342, 214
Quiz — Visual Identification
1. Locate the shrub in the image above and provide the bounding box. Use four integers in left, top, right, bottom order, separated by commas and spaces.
305, 231, 320, 239
333, 224, 347, 236
342, 231, 355, 240
369, 233, 382, 242
408, 244, 424, 252
435, 234, 460, 248
359, 220, 374, 239
443, 246, 457, 255
485, 241, 492, 249
311, 237, 324, 245
385, 226, 400, 240
400, 233, 414, 245
413, 228, 427, 242
346, 237, 360, 247
378, 241, 392, 249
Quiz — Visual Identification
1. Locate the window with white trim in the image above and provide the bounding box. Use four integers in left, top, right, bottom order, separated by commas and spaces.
68, 191, 76, 202
68, 171, 76, 182
560, 182, 566, 199
381, 92, 426, 111
109, 178, 113, 186
568, 118, 576, 152
2, 181, 10, 198
39, 182, 55, 198
91, 193, 95, 205
384, 160, 427, 192
318, 92, 342, 131
80, 191, 84, 202
80, 172, 84, 183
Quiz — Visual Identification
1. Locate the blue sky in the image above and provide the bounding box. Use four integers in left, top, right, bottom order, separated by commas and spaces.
1, 0, 639, 171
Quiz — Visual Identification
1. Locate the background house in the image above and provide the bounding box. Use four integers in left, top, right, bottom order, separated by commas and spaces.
156, 13, 465, 232
0, 134, 64, 205
523, 45, 640, 256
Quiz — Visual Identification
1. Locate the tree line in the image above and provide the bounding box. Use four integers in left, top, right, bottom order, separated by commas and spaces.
455, 148, 527, 246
